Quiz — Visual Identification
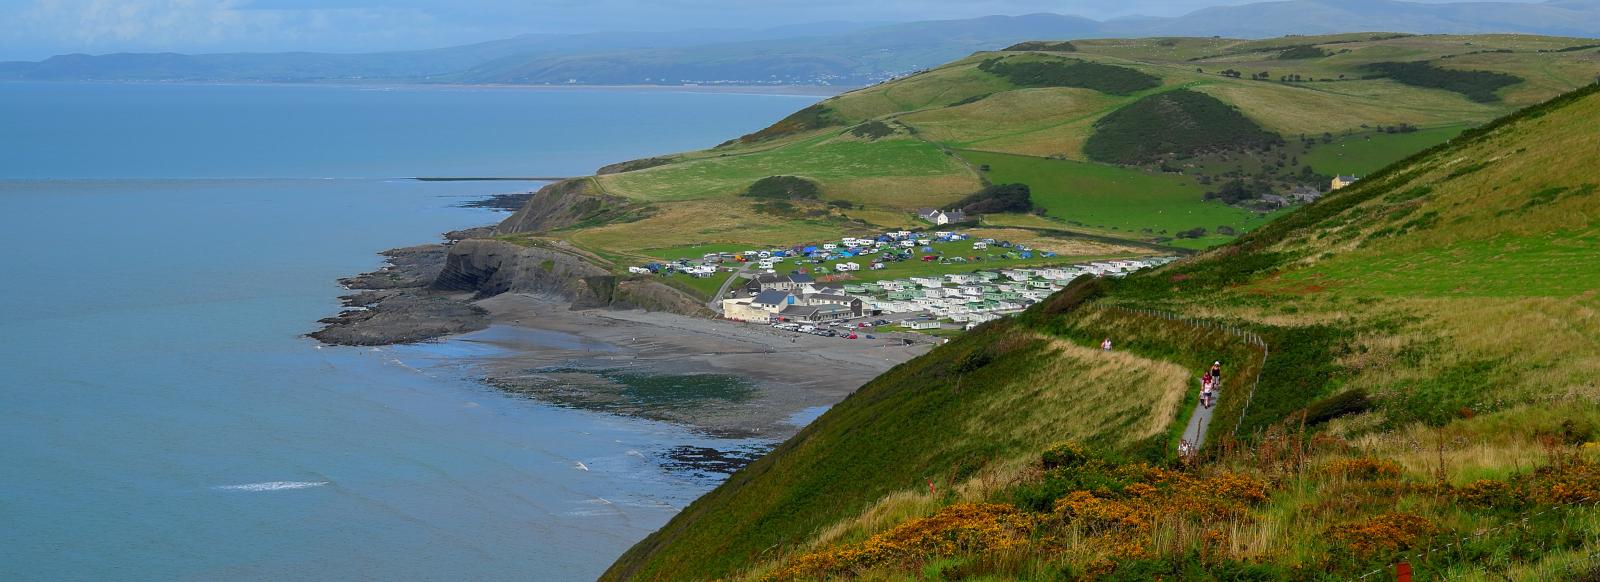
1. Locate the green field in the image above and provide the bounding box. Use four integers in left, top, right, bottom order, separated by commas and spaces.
598, 133, 976, 205
660, 271, 733, 301
1303, 124, 1468, 176
1279, 229, 1600, 297
639, 243, 753, 261
958, 150, 1273, 248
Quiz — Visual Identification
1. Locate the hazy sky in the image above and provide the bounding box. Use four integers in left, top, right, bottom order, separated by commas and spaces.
0, 0, 1545, 61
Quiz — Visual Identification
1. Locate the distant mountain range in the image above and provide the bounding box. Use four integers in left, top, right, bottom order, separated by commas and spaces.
4, 0, 1599, 86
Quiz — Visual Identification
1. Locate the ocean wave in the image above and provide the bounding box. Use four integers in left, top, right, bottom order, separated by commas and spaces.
212, 480, 329, 492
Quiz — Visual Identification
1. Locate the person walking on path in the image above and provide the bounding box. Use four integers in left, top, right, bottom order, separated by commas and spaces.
1210, 361, 1222, 381
1101, 338, 1113, 351
1201, 373, 1215, 409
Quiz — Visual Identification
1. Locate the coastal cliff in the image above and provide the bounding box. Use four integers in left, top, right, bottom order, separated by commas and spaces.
434, 238, 711, 315
311, 187, 705, 346
493, 178, 643, 235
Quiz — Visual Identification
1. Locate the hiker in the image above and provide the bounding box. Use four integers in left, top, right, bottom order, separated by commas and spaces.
1101, 337, 1113, 351
1210, 360, 1222, 381
1201, 374, 1215, 409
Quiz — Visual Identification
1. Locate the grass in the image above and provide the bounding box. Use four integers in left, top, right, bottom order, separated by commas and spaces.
958, 150, 1273, 246
661, 271, 735, 301
560, 199, 853, 255
1301, 124, 1467, 176
640, 242, 753, 261
602, 73, 1600, 582
598, 133, 975, 205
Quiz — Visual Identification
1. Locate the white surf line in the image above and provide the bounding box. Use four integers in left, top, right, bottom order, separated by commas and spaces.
212, 481, 330, 492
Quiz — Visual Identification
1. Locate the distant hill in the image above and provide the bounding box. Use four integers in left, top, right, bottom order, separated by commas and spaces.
1116, 0, 1600, 38
5, 1, 1600, 85
551, 33, 1600, 258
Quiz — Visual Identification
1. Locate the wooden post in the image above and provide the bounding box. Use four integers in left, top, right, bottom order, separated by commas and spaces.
1396, 562, 1413, 582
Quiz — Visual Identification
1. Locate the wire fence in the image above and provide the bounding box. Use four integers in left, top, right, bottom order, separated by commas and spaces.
1348, 494, 1600, 581
1107, 306, 1269, 444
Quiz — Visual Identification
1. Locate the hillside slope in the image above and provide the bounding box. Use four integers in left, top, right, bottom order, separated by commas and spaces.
562, 34, 1600, 258
604, 83, 1600, 580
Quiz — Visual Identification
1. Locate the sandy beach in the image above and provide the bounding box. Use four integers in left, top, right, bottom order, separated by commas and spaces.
454, 293, 933, 439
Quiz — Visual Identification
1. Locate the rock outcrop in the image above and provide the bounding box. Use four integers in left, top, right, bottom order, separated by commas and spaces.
493, 178, 643, 235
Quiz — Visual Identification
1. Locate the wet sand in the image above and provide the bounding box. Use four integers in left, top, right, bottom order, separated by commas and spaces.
455, 293, 934, 439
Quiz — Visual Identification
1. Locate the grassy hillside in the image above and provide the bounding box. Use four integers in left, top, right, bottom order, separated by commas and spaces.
523, 34, 1600, 266
603, 83, 1600, 581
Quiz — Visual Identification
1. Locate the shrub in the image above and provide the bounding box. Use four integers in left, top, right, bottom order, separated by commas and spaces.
1327, 512, 1439, 557
1041, 441, 1092, 470
1365, 61, 1523, 103
1278, 45, 1330, 60
1303, 389, 1373, 425
955, 183, 1034, 214
1084, 90, 1282, 165
977, 57, 1160, 96
743, 176, 820, 200
849, 120, 895, 139
1004, 40, 1078, 52
1455, 479, 1519, 509
765, 504, 1035, 580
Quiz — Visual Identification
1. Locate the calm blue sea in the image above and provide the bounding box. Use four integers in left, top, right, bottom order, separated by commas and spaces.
0, 82, 821, 581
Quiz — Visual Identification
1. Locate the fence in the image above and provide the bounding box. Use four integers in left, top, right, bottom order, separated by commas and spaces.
1108, 306, 1270, 443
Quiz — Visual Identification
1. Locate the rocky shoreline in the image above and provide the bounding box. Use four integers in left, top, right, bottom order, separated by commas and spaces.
310, 206, 933, 439
309, 227, 495, 346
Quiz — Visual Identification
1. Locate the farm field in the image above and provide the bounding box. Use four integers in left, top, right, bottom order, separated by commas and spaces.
596, 133, 977, 206
958, 150, 1273, 248
1302, 124, 1469, 176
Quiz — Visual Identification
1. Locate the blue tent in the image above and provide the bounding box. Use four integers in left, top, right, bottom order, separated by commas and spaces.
921, 246, 934, 252
1021, 252, 1034, 259
803, 246, 819, 253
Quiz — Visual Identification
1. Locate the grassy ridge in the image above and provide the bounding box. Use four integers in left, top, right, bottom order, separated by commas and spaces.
605, 83, 1600, 581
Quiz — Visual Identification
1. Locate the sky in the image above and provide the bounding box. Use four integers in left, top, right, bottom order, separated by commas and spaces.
0, 0, 1548, 61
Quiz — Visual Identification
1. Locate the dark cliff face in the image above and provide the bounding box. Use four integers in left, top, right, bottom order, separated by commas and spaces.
433, 239, 610, 298
433, 239, 713, 316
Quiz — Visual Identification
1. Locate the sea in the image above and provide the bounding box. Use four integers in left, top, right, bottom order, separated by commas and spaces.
0, 82, 823, 581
